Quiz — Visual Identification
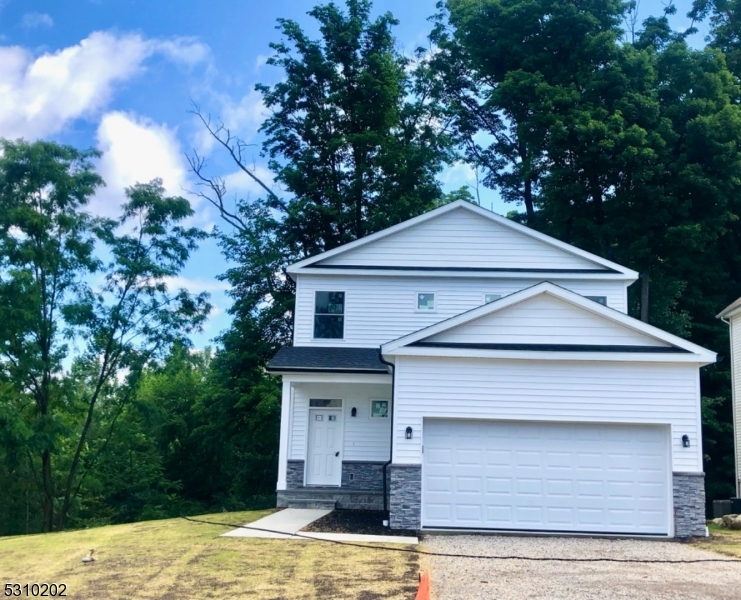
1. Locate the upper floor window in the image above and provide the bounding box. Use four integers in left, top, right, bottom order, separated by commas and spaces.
484, 293, 502, 304
585, 296, 607, 306
314, 291, 344, 338
417, 292, 435, 311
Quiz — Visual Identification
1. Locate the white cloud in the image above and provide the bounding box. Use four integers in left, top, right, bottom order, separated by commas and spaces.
155, 37, 210, 67
0, 31, 210, 141
21, 12, 53, 29
223, 165, 274, 196
191, 89, 267, 155
93, 111, 189, 217
440, 162, 477, 187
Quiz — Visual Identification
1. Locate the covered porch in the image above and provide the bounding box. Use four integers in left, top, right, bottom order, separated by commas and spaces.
270, 347, 393, 511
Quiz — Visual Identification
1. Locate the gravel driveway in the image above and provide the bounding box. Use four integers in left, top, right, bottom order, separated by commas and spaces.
424, 535, 741, 600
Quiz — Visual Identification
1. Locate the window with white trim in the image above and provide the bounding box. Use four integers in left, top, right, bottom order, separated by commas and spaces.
314, 291, 344, 338
484, 293, 502, 304
585, 296, 607, 306
370, 399, 389, 418
417, 292, 435, 311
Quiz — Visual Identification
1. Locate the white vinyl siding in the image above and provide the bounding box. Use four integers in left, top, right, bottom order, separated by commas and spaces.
392, 356, 702, 472
731, 316, 741, 493
294, 275, 629, 347
289, 382, 391, 462
318, 207, 602, 270
427, 294, 670, 347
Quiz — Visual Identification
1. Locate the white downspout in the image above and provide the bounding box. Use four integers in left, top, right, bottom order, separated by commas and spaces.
721, 315, 740, 498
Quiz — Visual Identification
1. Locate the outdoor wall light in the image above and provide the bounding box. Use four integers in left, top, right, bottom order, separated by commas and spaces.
351, 407, 357, 417
682, 435, 690, 448
405, 426, 413, 440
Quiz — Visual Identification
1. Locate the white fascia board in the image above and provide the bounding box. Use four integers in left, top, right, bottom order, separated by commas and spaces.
381, 281, 717, 361
387, 345, 716, 365
280, 372, 392, 385
292, 268, 635, 281
286, 200, 638, 279
718, 302, 741, 321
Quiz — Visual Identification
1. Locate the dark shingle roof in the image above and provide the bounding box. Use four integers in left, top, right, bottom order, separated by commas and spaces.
267, 346, 389, 374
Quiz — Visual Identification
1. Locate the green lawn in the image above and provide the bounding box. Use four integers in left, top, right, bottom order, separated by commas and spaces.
0, 511, 420, 599
693, 523, 741, 558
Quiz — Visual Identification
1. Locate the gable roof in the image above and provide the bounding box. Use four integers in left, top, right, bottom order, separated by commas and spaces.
287, 201, 638, 281
718, 296, 741, 320
381, 282, 716, 364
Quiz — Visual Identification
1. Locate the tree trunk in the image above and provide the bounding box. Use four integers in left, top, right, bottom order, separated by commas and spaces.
523, 178, 535, 222
640, 272, 650, 323
41, 450, 54, 532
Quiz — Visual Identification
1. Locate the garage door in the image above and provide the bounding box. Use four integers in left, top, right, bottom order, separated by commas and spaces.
422, 419, 670, 535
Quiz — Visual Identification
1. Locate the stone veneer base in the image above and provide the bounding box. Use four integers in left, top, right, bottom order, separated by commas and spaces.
389, 464, 421, 530
673, 471, 706, 538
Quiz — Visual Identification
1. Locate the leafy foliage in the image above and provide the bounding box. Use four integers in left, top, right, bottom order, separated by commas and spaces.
0, 141, 210, 533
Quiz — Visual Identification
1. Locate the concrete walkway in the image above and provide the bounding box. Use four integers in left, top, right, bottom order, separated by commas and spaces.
221, 508, 418, 544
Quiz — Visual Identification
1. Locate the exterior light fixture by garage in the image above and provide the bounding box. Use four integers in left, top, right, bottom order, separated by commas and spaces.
405, 426, 413, 440
351, 407, 357, 417
682, 435, 690, 448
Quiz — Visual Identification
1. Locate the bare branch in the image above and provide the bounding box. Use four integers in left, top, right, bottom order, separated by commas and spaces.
186, 103, 282, 230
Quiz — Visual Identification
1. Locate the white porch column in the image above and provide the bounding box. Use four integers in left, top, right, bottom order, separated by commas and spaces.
276, 379, 293, 490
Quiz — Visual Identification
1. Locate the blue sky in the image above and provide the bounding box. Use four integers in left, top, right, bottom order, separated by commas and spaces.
0, 0, 707, 349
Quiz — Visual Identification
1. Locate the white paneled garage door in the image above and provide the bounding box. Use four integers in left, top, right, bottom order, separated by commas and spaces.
422, 419, 670, 535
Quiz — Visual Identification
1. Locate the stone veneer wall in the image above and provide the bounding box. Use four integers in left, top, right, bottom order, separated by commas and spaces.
341, 462, 386, 490
389, 464, 421, 530
286, 460, 304, 489
673, 472, 706, 537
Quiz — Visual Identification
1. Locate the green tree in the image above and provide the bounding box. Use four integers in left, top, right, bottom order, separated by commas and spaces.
433, 1, 741, 504
690, 0, 741, 78
430, 0, 626, 221
187, 0, 457, 500
0, 140, 210, 532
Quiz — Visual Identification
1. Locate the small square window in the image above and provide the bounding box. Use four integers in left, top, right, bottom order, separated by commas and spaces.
484, 293, 501, 304
417, 293, 435, 311
585, 296, 607, 306
370, 400, 389, 418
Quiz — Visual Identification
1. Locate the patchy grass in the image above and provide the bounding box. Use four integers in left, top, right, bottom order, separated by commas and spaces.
693, 523, 741, 558
0, 511, 420, 599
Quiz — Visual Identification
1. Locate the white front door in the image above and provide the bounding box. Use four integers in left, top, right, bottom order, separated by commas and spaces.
306, 409, 342, 485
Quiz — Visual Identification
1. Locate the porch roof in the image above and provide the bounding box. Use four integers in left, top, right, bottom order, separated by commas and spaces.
267, 346, 390, 374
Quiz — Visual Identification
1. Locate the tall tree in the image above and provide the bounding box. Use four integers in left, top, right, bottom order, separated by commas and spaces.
0, 140, 210, 531
433, 1, 741, 504
690, 0, 741, 78
188, 0, 456, 498
430, 0, 626, 222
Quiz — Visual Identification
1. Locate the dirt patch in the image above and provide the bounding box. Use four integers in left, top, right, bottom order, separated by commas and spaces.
301, 510, 417, 537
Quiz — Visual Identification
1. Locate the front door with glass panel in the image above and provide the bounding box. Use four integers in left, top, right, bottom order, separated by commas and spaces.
306, 399, 343, 486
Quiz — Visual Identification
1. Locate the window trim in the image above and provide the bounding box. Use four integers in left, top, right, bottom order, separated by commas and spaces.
483, 292, 502, 304
312, 290, 346, 340
415, 291, 437, 313
369, 399, 390, 419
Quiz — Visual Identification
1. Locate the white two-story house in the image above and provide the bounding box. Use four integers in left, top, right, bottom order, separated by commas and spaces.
267, 200, 716, 537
